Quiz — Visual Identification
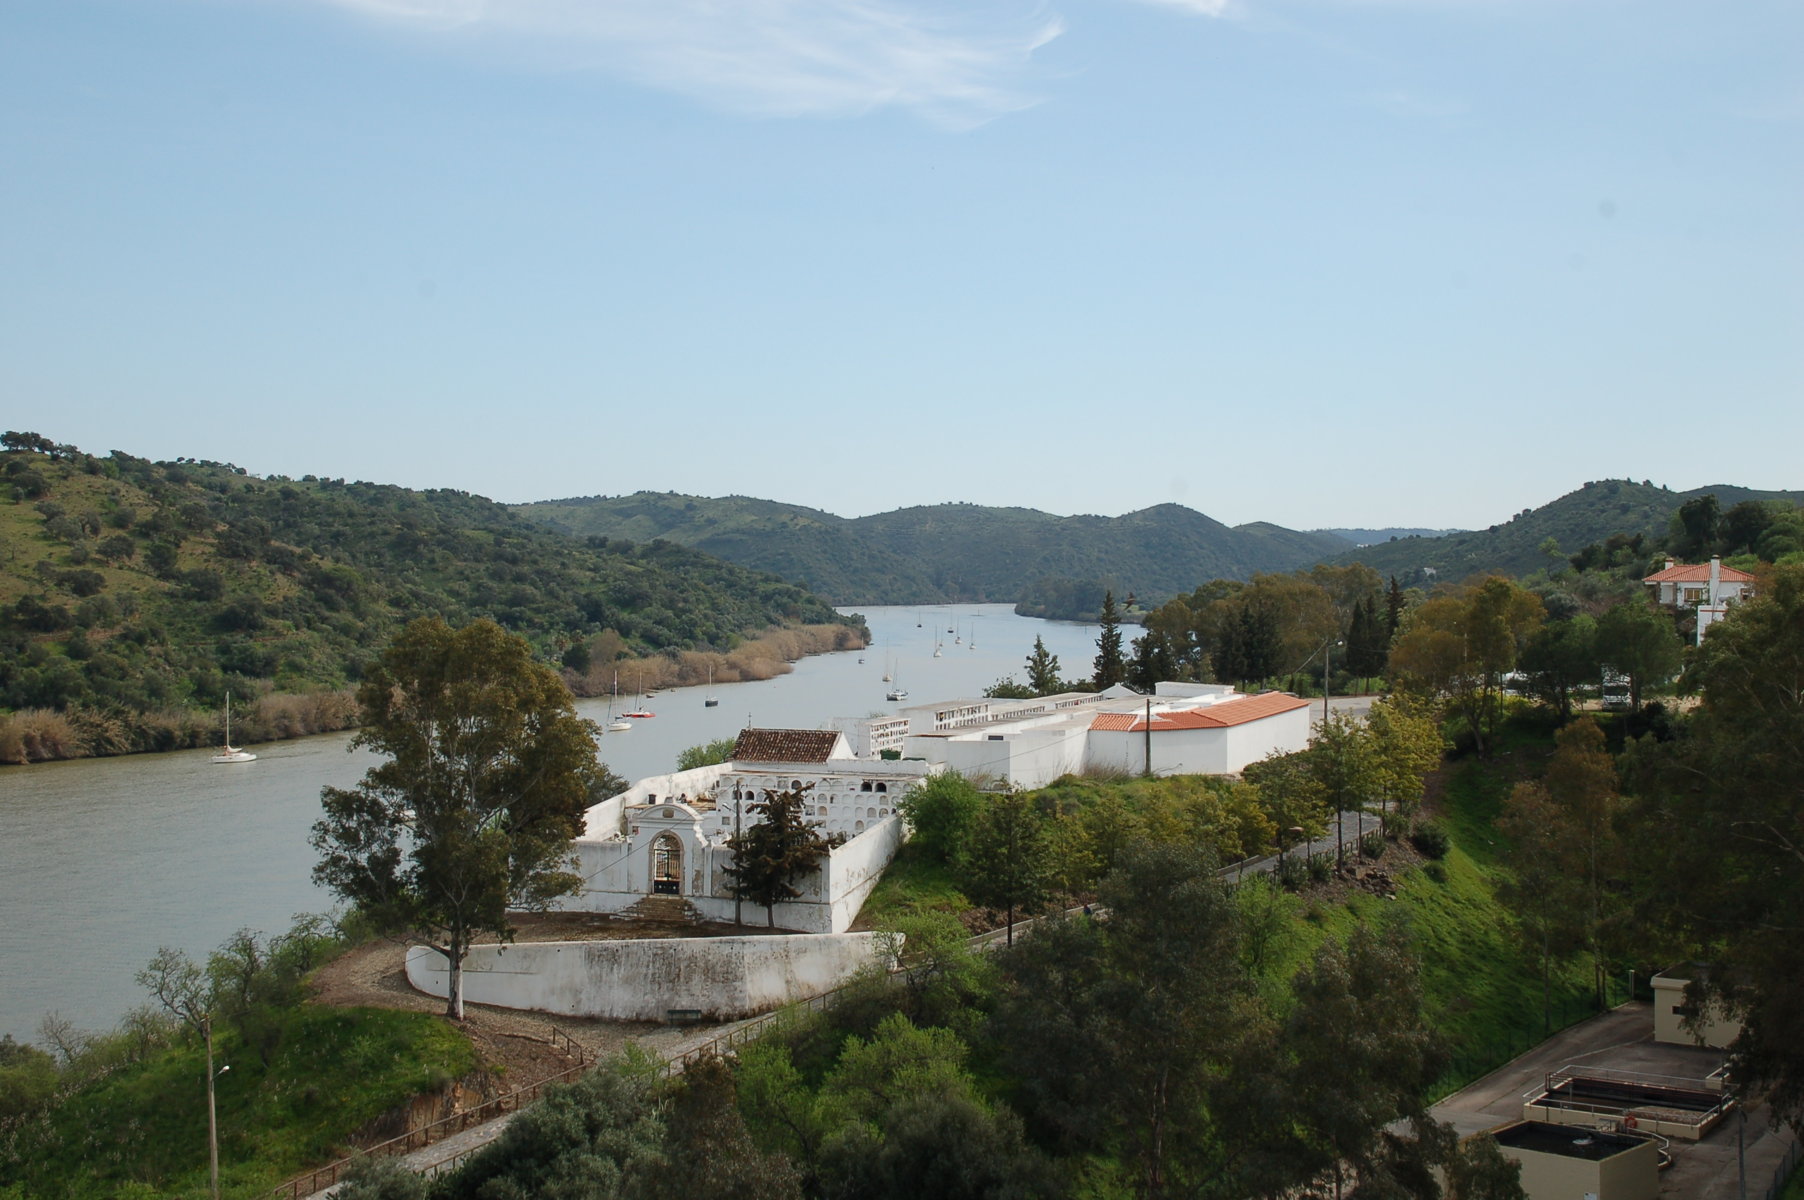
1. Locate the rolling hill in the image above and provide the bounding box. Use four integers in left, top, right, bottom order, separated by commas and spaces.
1332, 480, 1804, 582
514, 494, 1353, 607
1, 439, 856, 743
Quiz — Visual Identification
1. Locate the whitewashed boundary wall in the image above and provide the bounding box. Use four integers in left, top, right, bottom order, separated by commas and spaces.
405, 932, 892, 1022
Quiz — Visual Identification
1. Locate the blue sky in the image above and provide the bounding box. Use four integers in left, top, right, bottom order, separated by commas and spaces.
3, 0, 1798, 531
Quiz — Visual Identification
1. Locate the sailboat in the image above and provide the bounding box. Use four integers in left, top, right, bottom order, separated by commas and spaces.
606, 673, 632, 732
621, 677, 655, 719
209, 693, 256, 763
704, 663, 719, 708
885, 666, 908, 702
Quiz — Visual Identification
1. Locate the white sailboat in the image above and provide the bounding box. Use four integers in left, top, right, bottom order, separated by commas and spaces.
704, 663, 719, 708
209, 693, 256, 763
606, 673, 632, 732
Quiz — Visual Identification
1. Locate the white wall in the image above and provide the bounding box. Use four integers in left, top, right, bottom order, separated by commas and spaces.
1229, 707, 1310, 772
406, 932, 893, 1022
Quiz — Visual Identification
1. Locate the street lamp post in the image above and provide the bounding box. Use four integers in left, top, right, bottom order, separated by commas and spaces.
204, 1017, 228, 1200
1323, 638, 1343, 726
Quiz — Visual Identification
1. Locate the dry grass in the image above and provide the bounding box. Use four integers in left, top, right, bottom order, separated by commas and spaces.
0, 708, 78, 764
565, 622, 867, 697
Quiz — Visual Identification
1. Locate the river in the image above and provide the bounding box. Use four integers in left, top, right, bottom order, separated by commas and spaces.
0, 604, 1106, 1042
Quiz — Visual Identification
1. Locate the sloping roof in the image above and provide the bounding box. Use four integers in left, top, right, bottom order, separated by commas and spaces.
731, 728, 843, 764
1089, 692, 1311, 732
1644, 562, 1756, 584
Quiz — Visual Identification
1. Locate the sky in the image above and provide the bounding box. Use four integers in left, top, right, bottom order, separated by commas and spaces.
2, 0, 1799, 532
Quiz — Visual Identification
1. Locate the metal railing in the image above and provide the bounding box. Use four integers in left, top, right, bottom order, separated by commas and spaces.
1760, 1134, 1801, 1200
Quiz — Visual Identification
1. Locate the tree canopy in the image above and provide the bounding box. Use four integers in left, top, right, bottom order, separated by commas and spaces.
310, 617, 602, 1019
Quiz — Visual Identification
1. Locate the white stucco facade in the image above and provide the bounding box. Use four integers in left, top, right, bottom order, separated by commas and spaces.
552, 733, 933, 934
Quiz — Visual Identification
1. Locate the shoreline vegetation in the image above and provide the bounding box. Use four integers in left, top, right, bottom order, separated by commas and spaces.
0, 622, 867, 767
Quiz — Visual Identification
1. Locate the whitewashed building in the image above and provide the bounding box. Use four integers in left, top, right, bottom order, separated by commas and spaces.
554, 727, 934, 934
554, 682, 1311, 934
892, 682, 1312, 790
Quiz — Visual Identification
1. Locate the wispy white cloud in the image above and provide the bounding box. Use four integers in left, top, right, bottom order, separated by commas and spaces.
1117, 0, 1233, 17
311, 0, 1063, 126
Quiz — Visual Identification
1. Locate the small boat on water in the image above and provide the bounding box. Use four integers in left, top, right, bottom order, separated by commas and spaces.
704, 665, 719, 708
886, 687, 909, 701
606, 673, 632, 732
209, 693, 256, 764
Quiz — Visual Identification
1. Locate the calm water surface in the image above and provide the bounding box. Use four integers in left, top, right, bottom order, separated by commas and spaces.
0, 605, 1104, 1041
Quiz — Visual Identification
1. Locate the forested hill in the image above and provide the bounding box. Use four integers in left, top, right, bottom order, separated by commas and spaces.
0, 437, 853, 725
1332, 480, 1804, 583
515, 493, 1352, 606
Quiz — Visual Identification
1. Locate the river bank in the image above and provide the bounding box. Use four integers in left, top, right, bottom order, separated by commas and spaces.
0, 622, 868, 766
0, 604, 1097, 1041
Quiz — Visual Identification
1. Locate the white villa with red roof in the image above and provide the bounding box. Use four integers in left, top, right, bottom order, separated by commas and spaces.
1643, 556, 1756, 643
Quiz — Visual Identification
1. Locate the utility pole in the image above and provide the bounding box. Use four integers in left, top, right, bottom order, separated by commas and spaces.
1143, 697, 1153, 777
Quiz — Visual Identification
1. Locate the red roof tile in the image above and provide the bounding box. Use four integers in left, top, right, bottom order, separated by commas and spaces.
731, 729, 843, 764
1088, 692, 1311, 732
1644, 563, 1756, 584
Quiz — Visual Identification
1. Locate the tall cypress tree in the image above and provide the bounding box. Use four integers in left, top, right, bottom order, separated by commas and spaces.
1345, 596, 1389, 685
1385, 575, 1407, 640
1093, 590, 1126, 688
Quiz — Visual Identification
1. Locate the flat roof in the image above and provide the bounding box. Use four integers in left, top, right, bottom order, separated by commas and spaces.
1493, 1121, 1647, 1161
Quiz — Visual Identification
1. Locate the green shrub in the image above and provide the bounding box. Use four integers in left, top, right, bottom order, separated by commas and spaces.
1306, 853, 1332, 883
1360, 831, 1385, 860
1410, 822, 1451, 860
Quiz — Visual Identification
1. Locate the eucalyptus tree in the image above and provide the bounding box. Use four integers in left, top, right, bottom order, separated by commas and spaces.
311, 617, 602, 1020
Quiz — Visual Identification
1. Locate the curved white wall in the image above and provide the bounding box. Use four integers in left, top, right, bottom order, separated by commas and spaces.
406, 931, 892, 1022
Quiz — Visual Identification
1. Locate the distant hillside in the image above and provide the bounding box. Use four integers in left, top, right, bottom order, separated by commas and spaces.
0, 439, 854, 741
1313, 527, 1461, 547
1333, 480, 1804, 583
515, 494, 1352, 607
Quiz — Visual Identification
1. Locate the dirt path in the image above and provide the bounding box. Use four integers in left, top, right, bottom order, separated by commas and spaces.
307, 913, 739, 1086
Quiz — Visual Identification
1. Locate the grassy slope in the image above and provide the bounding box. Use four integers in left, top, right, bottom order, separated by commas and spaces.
8, 1005, 474, 1199
863, 726, 1606, 1098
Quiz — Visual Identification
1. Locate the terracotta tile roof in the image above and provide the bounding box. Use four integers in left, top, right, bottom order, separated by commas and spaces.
730, 728, 843, 764
1088, 692, 1311, 732
1644, 563, 1756, 584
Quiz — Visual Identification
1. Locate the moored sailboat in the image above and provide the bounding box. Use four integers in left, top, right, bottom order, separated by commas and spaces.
209, 693, 256, 763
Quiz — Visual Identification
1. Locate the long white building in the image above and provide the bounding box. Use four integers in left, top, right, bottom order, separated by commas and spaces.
552, 682, 1311, 934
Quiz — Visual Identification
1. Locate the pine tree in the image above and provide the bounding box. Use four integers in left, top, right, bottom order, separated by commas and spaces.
1024, 635, 1062, 695
1093, 591, 1126, 688
725, 785, 831, 927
